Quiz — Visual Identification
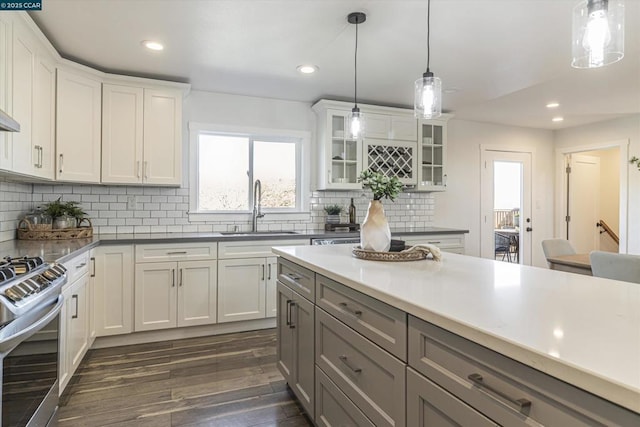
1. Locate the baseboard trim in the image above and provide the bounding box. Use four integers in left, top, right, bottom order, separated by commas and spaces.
92, 318, 277, 349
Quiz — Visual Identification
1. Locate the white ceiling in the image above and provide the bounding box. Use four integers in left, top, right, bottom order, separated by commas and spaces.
29, 0, 640, 130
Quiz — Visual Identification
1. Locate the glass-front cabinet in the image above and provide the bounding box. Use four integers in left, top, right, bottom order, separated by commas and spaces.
417, 116, 451, 191
313, 101, 363, 190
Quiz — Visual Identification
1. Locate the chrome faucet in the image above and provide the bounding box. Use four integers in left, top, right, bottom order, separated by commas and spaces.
252, 179, 265, 231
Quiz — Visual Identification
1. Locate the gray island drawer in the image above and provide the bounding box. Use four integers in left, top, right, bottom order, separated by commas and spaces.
278, 258, 315, 302
408, 316, 640, 427
316, 366, 375, 427
316, 308, 406, 427
316, 274, 407, 361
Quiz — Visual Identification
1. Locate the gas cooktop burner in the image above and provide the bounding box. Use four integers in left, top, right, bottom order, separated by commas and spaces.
0, 256, 67, 324
0, 256, 45, 284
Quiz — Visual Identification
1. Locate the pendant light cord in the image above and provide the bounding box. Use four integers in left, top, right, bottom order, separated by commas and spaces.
426, 0, 431, 73
354, 19, 359, 108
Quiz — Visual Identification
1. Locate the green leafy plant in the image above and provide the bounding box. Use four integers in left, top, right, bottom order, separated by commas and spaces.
358, 170, 403, 201
630, 156, 640, 171
43, 197, 87, 221
323, 204, 343, 215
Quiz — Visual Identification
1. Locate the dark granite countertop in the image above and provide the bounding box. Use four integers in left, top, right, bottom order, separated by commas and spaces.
0, 227, 468, 263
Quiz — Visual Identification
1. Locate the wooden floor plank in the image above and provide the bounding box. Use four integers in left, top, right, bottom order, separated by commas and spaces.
59, 329, 312, 427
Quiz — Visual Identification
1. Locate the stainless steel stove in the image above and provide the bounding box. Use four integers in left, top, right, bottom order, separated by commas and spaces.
0, 255, 67, 427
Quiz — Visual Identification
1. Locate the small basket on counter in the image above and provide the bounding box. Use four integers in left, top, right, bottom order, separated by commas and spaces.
18, 218, 93, 240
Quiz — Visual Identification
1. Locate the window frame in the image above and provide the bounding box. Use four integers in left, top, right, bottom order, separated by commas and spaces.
188, 122, 311, 221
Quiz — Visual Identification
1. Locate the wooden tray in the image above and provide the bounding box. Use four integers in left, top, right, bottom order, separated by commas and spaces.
352, 245, 428, 262
18, 218, 93, 240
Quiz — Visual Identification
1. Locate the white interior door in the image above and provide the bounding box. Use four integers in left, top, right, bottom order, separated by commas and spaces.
481, 150, 532, 265
566, 154, 600, 253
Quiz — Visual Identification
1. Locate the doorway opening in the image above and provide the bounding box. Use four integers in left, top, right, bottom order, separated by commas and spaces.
481, 150, 532, 265
556, 140, 628, 254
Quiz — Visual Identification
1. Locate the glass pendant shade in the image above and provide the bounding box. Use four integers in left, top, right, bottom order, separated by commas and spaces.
572, 0, 624, 68
414, 73, 442, 119
349, 107, 364, 139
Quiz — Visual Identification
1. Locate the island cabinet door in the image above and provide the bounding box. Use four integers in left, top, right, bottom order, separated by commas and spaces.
407, 368, 498, 427
291, 289, 315, 417
276, 281, 294, 383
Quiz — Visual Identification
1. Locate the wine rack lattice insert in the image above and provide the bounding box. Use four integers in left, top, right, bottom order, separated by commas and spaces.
367, 145, 414, 179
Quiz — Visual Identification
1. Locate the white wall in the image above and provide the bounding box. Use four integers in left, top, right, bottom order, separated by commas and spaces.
554, 115, 640, 254
582, 148, 620, 235
433, 119, 555, 267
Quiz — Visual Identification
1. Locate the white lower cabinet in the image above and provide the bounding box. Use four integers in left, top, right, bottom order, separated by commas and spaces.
217, 239, 308, 323
59, 267, 89, 394
217, 257, 276, 323
134, 260, 217, 331
92, 245, 134, 337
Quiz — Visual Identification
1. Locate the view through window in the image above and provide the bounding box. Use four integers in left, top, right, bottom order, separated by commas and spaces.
197, 133, 298, 212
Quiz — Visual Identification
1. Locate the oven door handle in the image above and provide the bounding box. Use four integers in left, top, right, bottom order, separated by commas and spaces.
0, 295, 63, 356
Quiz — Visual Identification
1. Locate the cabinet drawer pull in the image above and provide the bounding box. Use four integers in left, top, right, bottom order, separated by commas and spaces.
166, 251, 188, 255
468, 373, 532, 411
428, 241, 441, 244
288, 301, 296, 329
90, 257, 96, 277
339, 302, 363, 317
171, 269, 176, 287
286, 273, 301, 281
76, 262, 86, 269
59, 154, 64, 174
72, 294, 78, 319
338, 355, 362, 373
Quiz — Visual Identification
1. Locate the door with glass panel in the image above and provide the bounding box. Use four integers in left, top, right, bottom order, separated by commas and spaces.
480, 150, 532, 265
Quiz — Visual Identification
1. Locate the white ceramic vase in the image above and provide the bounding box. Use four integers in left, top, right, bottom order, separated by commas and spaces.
360, 200, 391, 252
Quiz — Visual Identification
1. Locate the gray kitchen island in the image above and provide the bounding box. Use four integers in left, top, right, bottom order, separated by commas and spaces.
273, 244, 640, 426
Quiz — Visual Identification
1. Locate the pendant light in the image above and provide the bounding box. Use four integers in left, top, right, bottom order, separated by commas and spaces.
572, 0, 625, 68
414, 0, 442, 119
348, 12, 366, 139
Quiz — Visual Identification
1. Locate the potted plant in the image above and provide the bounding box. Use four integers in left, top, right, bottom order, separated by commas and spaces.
358, 170, 403, 252
43, 197, 87, 229
323, 204, 343, 224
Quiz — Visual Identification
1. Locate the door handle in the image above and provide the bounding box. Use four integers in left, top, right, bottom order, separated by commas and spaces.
144, 161, 148, 179
39, 146, 43, 168
526, 227, 532, 232
33, 145, 40, 168
285, 299, 292, 326
137, 161, 141, 179
262, 264, 265, 281
59, 154, 64, 174
288, 301, 296, 329
179, 268, 183, 287
90, 257, 96, 277
72, 294, 78, 319
267, 264, 272, 281
171, 269, 175, 287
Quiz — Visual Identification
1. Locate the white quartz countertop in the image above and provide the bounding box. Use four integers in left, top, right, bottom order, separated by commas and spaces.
272, 245, 640, 414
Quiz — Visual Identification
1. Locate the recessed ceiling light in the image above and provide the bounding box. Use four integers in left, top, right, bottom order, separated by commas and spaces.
552, 117, 564, 122
546, 102, 560, 108
142, 40, 164, 51
296, 65, 318, 74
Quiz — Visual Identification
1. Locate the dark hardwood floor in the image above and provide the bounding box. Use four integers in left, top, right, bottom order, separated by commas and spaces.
58, 329, 313, 427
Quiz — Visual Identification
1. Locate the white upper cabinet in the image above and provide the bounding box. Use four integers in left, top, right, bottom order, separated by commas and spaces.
56, 67, 102, 183
10, 18, 35, 175
417, 115, 452, 192
102, 84, 182, 185
312, 99, 419, 190
142, 88, 182, 185
0, 15, 12, 170
101, 84, 144, 183
9, 14, 55, 179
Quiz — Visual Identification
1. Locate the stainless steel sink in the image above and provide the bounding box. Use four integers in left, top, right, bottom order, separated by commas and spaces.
219, 231, 300, 236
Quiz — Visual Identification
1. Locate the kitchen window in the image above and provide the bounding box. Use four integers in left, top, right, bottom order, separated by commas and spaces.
189, 123, 311, 219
